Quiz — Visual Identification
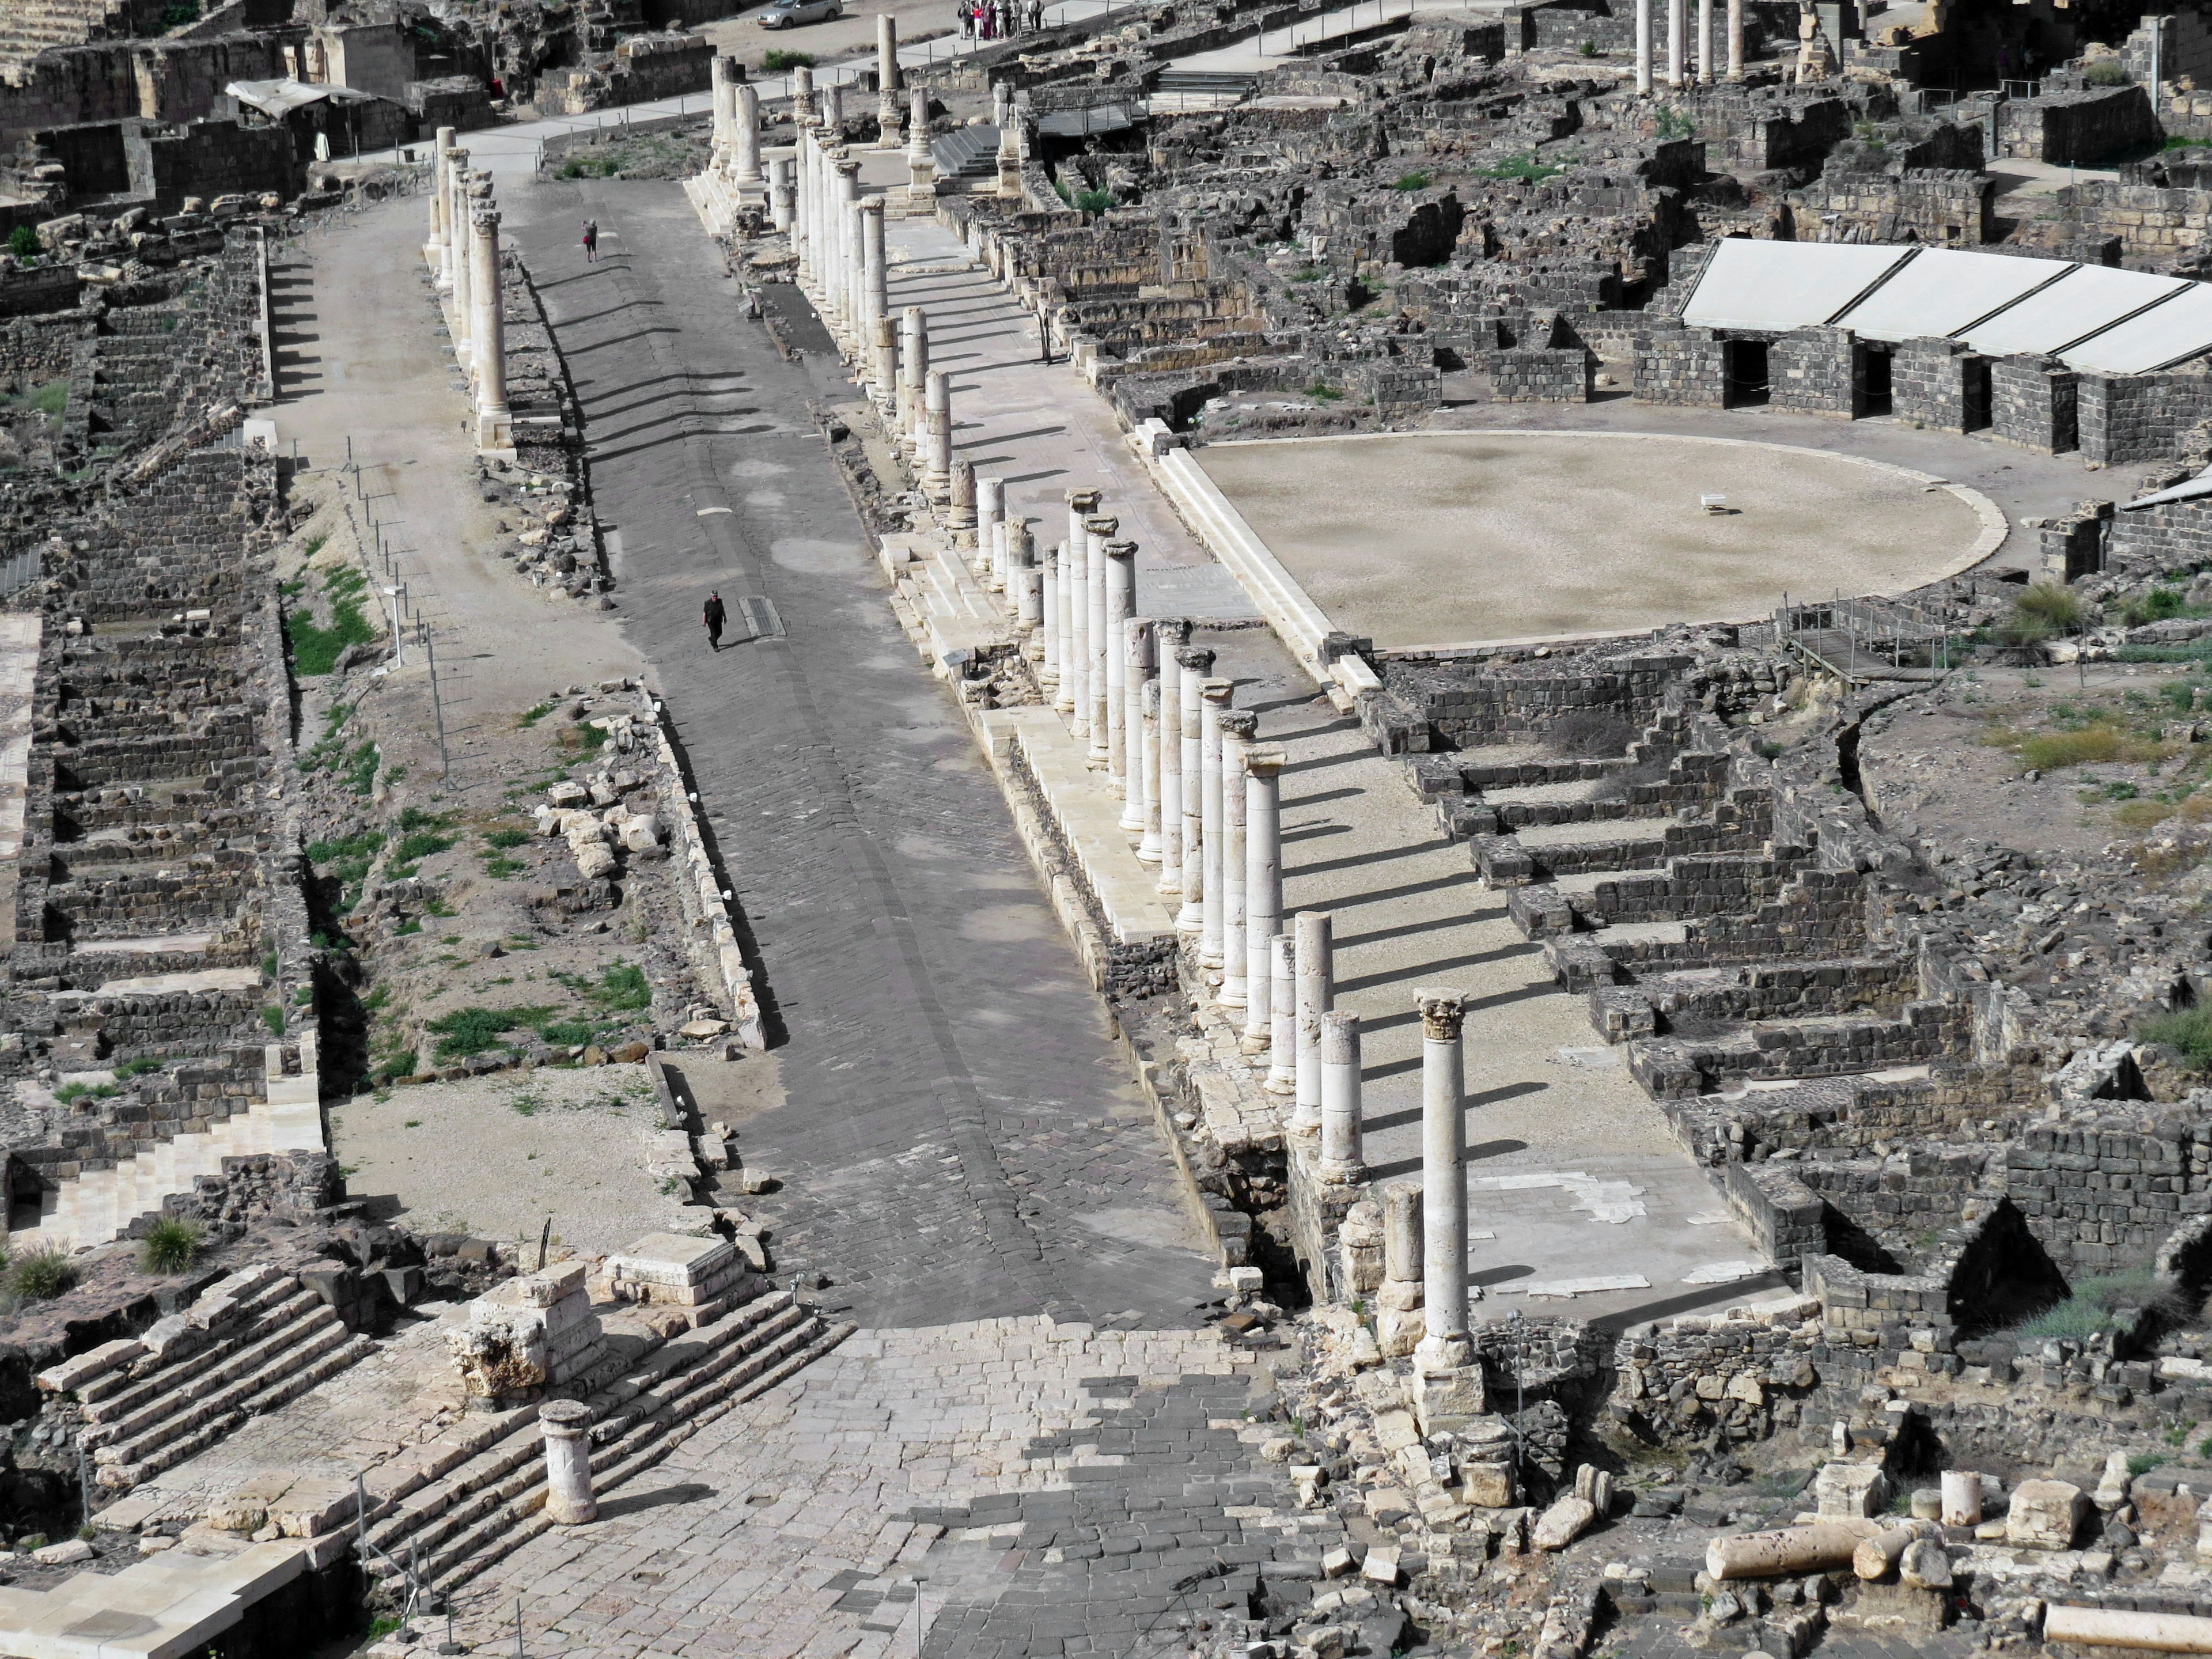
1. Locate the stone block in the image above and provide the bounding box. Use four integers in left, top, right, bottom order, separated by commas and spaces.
1412, 1363, 1486, 1435
2006, 1479, 2087, 1550
1532, 1494, 1598, 1551
36, 1338, 144, 1395
1813, 1460, 1888, 1518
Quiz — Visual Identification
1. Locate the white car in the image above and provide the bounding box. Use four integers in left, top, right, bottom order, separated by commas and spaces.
759, 0, 843, 28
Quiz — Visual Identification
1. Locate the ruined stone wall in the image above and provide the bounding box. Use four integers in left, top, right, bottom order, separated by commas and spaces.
1771, 325, 1860, 417
1893, 336, 1990, 433
2054, 179, 2212, 268
2109, 491, 2212, 574
1996, 84, 2156, 166
1633, 319, 1726, 406
1990, 354, 2079, 453
0, 33, 287, 143
1999, 1113, 2212, 1277
2081, 369, 2212, 467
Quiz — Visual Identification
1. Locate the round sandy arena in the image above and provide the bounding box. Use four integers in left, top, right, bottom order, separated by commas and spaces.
1194, 429, 2003, 648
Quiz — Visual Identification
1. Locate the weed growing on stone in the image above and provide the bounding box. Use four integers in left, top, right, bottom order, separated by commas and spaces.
140, 1218, 203, 1275
1391, 171, 1433, 191
53, 1082, 118, 1104
286, 565, 377, 676
11, 1251, 74, 1300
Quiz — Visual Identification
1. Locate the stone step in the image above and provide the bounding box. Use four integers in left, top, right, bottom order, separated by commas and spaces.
97, 1333, 380, 1492
83, 1285, 319, 1421
93, 1310, 359, 1471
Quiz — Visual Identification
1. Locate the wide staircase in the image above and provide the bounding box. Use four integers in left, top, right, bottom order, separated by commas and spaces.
358, 1289, 851, 1603
40, 1263, 377, 1493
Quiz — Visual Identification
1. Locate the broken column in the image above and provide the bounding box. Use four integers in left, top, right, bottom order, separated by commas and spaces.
1219, 709, 1256, 1010
471, 206, 513, 450
1414, 988, 1471, 1373
1267, 933, 1297, 1093
1040, 542, 1061, 691
1243, 747, 1284, 1051
771, 157, 795, 230
899, 306, 927, 456
1084, 514, 1119, 765
1063, 491, 1100, 729
860, 194, 888, 347
426, 124, 456, 277
923, 370, 952, 500
1014, 524, 1041, 637
791, 61, 816, 123
1199, 677, 1234, 967
1103, 537, 1135, 789
949, 457, 977, 533
877, 14, 903, 142
907, 86, 936, 199
976, 477, 1005, 579
1176, 647, 1212, 933
711, 55, 737, 171
1151, 618, 1190, 879
870, 316, 897, 415
1120, 616, 1152, 834
1377, 1183, 1425, 1358
736, 79, 763, 185
541, 1399, 598, 1525
1319, 1010, 1364, 1182
1291, 911, 1333, 1133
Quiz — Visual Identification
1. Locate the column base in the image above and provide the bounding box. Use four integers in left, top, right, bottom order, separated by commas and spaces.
1411, 1357, 1485, 1437
1263, 1068, 1296, 1095
1317, 1157, 1366, 1187
1175, 904, 1203, 933
1238, 1025, 1269, 1055
1219, 985, 1248, 1011
477, 408, 514, 451
547, 1492, 599, 1526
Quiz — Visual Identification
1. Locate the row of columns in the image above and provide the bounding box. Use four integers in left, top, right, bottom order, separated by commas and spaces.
1633, 0, 1743, 90
423, 124, 511, 450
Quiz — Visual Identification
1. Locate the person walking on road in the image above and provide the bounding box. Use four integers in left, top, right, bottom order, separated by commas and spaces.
581, 218, 599, 263
704, 590, 727, 652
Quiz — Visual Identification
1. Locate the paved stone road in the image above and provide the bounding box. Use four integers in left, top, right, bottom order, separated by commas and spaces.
503, 180, 1218, 1333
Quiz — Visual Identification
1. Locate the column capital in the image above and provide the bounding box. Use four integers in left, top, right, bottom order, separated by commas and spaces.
1084, 514, 1120, 539
1066, 487, 1103, 512
1176, 645, 1215, 675
1155, 616, 1194, 650
1199, 676, 1233, 704
859, 193, 886, 215
472, 204, 501, 232
1244, 746, 1286, 778
1416, 987, 1467, 1040
1103, 537, 1137, 561
1220, 708, 1257, 741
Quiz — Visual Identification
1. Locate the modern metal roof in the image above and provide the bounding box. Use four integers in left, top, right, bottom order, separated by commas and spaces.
1676, 238, 2212, 374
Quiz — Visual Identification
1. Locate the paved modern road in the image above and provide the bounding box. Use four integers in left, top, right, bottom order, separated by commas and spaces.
506, 180, 1218, 1331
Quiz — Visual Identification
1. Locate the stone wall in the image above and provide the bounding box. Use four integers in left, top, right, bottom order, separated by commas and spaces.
1633, 319, 1726, 406
1771, 325, 1859, 418
2081, 370, 2212, 467
125, 118, 297, 212
1990, 354, 2078, 453
1996, 85, 2156, 167
0, 33, 287, 145
1892, 336, 1988, 433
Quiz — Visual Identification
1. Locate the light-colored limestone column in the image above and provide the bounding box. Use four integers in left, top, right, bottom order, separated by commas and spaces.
1378, 1182, 1425, 1357
976, 477, 1005, 581
711, 55, 737, 171
541, 1400, 598, 1525
1040, 543, 1061, 690
427, 124, 455, 274
438, 141, 463, 291
997, 103, 1024, 199
1219, 709, 1255, 1009
449, 157, 475, 374
1319, 1010, 1364, 1182
1266, 934, 1297, 1093
1291, 911, 1332, 1134
471, 206, 512, 449
1103, 538, 1136, 790
836, 158, 862, 343
899, 306, 927, 454
1199, 677, 1233, 968
793, 129, 812, 281
1016, 527, 1042, 637
771, 156, 794, 230
1698, 0, 1713, 82
736, 81, 763, 184
1063, 491, 1099, 730
827, 79, 845, 133
861, 195, 887, 352
1055, 543, 1079, 715
1120, 616, 1152, 833
923, 370, 952, 500
1636, 0, 1653, 93
791, 61, 816, 123
907, 86, 936, 197
1140, 677, 1164, 862
1150, 618, 1188, 877
877, 14, 903, 141
869, 315, 897, 411
1176, 647, 1213, 932
1728, 0, 1744, 77
1084, 515, 1118, 766
948, 457, 977, 532
1668, 0, 1684, 85
1243, 748, 1283, 1051
1415, 988, 1471, 1372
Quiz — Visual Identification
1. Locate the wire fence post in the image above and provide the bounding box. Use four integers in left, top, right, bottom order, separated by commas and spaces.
427, 635, 450, 778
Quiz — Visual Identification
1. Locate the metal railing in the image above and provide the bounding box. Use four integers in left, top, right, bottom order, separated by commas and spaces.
0, 548, 43, 600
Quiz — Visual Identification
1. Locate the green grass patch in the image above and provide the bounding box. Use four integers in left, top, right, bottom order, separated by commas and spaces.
2129, 1450, 2168, 1478
1480, 152, 1562, 183
261, 1006, 286, 1036
762, 48, 815, 70
556, 961, 652, 1016
25, 381, 65, 418
113, 1056, 164, 1080
482, 855, 524, 879
2014, 1268, 2190, 1340
2016, 724, 2163, 771
1391, 170, 1433, 191
308, 828, 383, 912
11, 1251, 74, 1300
2141, 1006, 2212, 1069
139, 1218, 202, 1275
286, 565, 377, 677
517, 702, 552, 728
53, 1081, 118, 1105
1306, 382, 1342, 404
484, 827, 530, 850
344, 741, 380, 797
1074, 188, 1116, 214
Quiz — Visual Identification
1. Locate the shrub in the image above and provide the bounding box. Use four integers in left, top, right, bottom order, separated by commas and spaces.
1074, 188, 1115, 214
1578, 37, 1597, 54
762, 48, 815, 70
2141, 1006, 2212, 1069
26, 381, 65, 418
1306, 382, 1342, 403
4, 226, 38, 262
2014, 1268, 2192, 1339
261, 1006, 286, 1036
2087, 59, 2131, 85
2130, 1450, 2168, 1478
2016, 724, 2160, 771
1999, 581, 2084, 644
141, 1218, 203, 1274
1549, 712, 1637, 759
12, 1251, 75, 1301
1392, 170, 1434, 191
2124, 586, 2189, 627
52, 1081, 118, 1105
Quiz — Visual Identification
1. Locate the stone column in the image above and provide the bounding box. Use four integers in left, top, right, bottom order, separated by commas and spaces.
541, 1399, 598, 1525
427, 124, 455, 276
1698, 0, 1713, 81
1016, 527, 1043, 637
449, 158, 475, 374
1728, 0, 1744, 78
869, 315, 897, 414
976, 477, 1006, 579
949, 457, 977, 532
1120, 616, 1152, 834
736, 81, 763, 184
1668, 0, 1684, 85
791, 61, 816, 123
1199, 677, 1233, 967
711, 55, 737, 171
923, 370, 952, 500
1636, 0, 1653, 93
836, 157, 862, 344
899, 306, 927, 456
793, 130, 812, 280
1291, 911, 1333, 1134
1063, 491, 1100, 730
1176, 647, 1213, 933
1378, 1183, 1425, 1358
877, 14, 903, 141
1318, 1010, 1364, 1183
1103, 537, 1135, 789
997, 105, 1024, 199
471, 207, 512, 450
1055, 541, 1080, 716
1414, 988, 1471, 1373
1084, 515, 1118, 766
825, 80, 844, 133
1219, 709, 1255, 1009
1266, 934, 1297, 1093
438, 142, 464, 291
1151, 618, 1188, 881
861, 195, 888, 348
771, 157, 795, 230
1040, 543, 1061, 691
908, 86, 937, 198
1140, 677, 1163, 862
1243, 748, 1283, 1052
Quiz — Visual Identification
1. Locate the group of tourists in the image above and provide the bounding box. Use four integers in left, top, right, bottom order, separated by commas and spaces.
957, 0, 1046, 40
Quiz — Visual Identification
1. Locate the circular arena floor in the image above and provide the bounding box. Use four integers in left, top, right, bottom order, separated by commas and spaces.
1192, 430, 2005, 649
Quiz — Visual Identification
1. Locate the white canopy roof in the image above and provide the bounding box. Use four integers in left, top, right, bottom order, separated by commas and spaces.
1680, 239, 1912, 332
1828, 247, 2069, 343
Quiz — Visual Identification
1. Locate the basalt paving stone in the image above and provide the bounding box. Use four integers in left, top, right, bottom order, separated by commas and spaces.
509, 181, 1217, 1331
